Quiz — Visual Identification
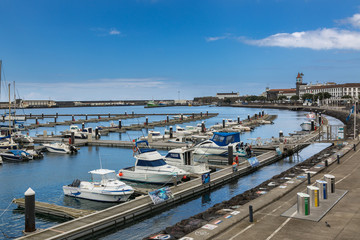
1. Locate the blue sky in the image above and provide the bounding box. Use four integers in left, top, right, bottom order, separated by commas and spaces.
0, 0, 360, 101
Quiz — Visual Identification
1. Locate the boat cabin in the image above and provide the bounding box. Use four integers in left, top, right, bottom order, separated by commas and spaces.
211, 132, 240, 146
89, 169, 117, 183
165, 148, 194, 166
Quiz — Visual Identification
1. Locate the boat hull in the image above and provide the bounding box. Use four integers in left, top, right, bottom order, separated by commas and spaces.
119, 169, 185, 184
63, 186, 132, 202
300, 122, 312, 131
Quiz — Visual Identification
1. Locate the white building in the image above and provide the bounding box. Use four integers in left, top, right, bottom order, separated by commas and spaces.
216, 92, 239, 99
304, 83, 360, 100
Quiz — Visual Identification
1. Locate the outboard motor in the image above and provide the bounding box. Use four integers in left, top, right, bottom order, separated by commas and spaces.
69, 145, 78, 154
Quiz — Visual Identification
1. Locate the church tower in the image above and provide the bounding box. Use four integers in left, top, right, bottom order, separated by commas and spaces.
296, 72, 304, 96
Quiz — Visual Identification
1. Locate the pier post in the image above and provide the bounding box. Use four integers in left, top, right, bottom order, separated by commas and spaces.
170, 126, 173, 138
200, 112, 203, 117
72, 115, 75, 122
279, 131, 283, 142
125, 112, 127, 116
353, 144, 356, 151
181, 114, 183, 120
237, 116, 240, 124
259, 112, 261, 118
255, 113, 257, 119
227, 145, 233, 165
307, 172, 311, 184
35, 117, 39, 125
319, 113, 322, 126
249, 205, 254, 223
206, 111, 208, 116
56, 112, 58, 117
337, 154, 340, 164
98, 115, 101, 119
42, 113, 44, 118
167, 115, 169, 123
119, 120, 122, 129
108, 113, 111, 118
54, 117, 57, 123
71, 132, 75, 144
262, 110, 264, 116
145, 117, 148, 126
311, 120, 315, 131
24, 188, 36, 233
248, 114, 250, 121
223, 119, 225, 128
201, 122, 206, 133
132, 111, 134, 116
86, 114, 88, 120
95, 128, 99, 139
325, 159, 328, 167
30, 113, 32, 117
192, 113, 194, 119
82, 122, 85, 131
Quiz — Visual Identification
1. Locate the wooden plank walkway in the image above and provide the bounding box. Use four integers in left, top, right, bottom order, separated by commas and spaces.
13, 198, 95, 219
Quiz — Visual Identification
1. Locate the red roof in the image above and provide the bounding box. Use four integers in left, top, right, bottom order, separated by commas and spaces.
268, 88, 296, 93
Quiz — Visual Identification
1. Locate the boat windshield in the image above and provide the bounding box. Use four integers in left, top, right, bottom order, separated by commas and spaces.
91, 172, 116, 182
137, 159, 167, 167
165, 153, 181, 159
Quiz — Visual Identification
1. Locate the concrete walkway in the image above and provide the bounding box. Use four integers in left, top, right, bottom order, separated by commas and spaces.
184, 140, 360, 240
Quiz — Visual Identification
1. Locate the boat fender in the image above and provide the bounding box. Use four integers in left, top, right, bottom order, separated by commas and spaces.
119, 172, 123, 177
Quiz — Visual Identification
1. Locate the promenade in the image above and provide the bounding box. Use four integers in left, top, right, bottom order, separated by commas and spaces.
185, 140, 360, 240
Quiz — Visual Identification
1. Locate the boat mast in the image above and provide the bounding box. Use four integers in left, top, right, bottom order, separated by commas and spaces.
0, 60, 2, 99
13, 81, 16, 113
8, 83, 11, 136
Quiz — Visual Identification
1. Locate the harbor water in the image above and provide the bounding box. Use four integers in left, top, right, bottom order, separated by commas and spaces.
0, 106, 342, 239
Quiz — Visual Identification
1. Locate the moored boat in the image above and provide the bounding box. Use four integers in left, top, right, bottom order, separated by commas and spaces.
43, 142, 78, 154
300, 122, 312, 131
0, 149, 33, 162
118, 140, 188, 184
63, 169, 134, 202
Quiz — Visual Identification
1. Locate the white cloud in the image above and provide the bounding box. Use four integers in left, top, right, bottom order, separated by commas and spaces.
205, 36, 228, 42
241, 28, 360, 50
337, 13, 360, 28
109, 28, 121, 35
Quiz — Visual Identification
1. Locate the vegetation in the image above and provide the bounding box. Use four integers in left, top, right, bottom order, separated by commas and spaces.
277, 95, 287, 101
290, 95, 299, 101
342, 95, 352, 99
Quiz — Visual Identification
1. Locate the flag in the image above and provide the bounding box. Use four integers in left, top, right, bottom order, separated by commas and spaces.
346, 105, 355, 122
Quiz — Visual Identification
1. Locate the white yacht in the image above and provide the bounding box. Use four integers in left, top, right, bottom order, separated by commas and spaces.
164, 148, 210, 174
193, 132, 249, 157
43, 142, 78, 154
62, 125, 87, 139
300, 122, 312, 131
175, 125, 192, 136
118, 141, 188, 184
63, 169, 134, 202
12, 132, 34, 143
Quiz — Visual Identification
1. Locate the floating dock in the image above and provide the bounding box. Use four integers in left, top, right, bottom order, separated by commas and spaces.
17, 128, 321, 240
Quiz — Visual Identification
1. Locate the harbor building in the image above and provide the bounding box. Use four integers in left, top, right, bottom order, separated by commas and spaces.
216, 92, 239, 99
303, 83, 360, 101
266, 88, 296, 100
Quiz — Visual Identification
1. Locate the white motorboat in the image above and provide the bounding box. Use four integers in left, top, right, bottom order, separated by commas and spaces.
63, 169, 134, 202
164, 148, 210, 174
43, 142, 78, 154
193, 132, 249, 157
0, 149, 33, 162
300, 122, 312, 131
139, 130, 164, 141
118, 140, 188, 184
175, 125, 192, 136
12, 132, 34, 143
0, 136, 18, 149
225, 119, 238, 127
185, 125, 201, 134
62, 125, 87, 139
231, 125, 252, 132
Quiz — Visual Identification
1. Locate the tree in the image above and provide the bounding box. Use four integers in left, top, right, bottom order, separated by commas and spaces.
278, 95, 287, 101
323, 92, 331, 99
302, 93, 314, 101
224, 98, 232, 104
290, 95, 299, 101
342, 95, 352, 99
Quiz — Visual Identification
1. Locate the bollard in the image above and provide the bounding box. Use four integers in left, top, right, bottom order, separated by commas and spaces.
354, 144, 356, 151
108, 113, 111, 118
324, 174, 335, 194
237, 116, 240, 124
41, 113, 44, 118
307, 186, 320, 208
262, 110, 264, 116
325, 159, 328, 167
255, 114, 257, 119
72, 115, 75, 121
259, 112, 261, 118
307, 172, 311, 185
316, 180, 328, 200
119, 120, 122, 129
36, 117, 39, 125
169, 126, 173, 138
86, 114, 88, 120
206, 111, 208, 116
145, 117, 148, 125
227, 145, 233, 165
279, 131, 283, 142
24, 188, 36, 233
82, 122, 85, 131
297, 193, 310, 216
319, 115, 322, 126
56, 112, 58, 117
54, 117, 57, 123
30, 113, 32, 117
167, 115, 169, 123
192, 113, 195, 119
311, 120, 314, 131
132, 111, 134, 116
222, 119, 225, 128
71, 132, 75, 145
337, 154, 340, 164
181, 114, 183, 120
249, 205, 253, 222
88, 127, 92, 134
248, 114, 250, 120
125, 112, 127, 116
200, 112, 203, 117
98, 115, 101, 119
